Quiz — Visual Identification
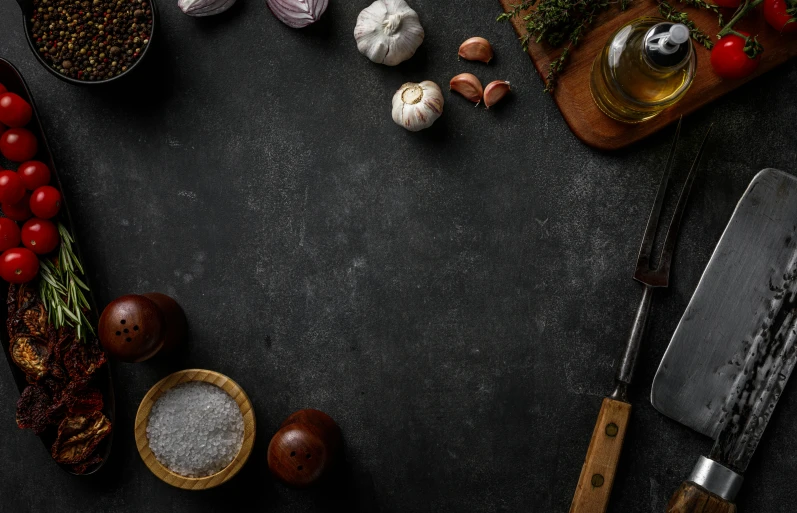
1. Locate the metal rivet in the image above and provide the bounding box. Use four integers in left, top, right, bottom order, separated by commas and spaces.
605, 423, 619, 437
591, 474, 605, 487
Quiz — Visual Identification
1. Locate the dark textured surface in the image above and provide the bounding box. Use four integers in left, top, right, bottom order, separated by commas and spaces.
0, 2, 796, 512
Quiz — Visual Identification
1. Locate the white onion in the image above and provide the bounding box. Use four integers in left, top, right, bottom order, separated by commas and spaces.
266, 0, 329, 28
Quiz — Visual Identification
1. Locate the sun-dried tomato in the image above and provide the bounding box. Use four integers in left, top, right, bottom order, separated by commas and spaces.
63, 337, 106, 380
51, 411, 112, 465
16, 385, 52, 435
10, 334, 50, 380
70, 454, 103, 474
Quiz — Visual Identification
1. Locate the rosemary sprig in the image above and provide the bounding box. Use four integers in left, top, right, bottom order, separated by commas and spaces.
38, 222, 93, 341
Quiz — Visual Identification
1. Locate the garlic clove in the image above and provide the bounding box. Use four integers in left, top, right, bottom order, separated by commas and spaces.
449, 73, 483, 105
267, 0, 329, 28
484, 80, 511, 108
391, 81, 444, 132
355, 0, 425, 66
458, 37, 493, 64
178, 0, 236, 16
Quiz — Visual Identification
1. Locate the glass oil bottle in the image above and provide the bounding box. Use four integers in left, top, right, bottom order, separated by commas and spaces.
590, 17, 696, 123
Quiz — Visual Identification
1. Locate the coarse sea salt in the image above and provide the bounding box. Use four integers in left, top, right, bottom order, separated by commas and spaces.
147, 381, 244, 477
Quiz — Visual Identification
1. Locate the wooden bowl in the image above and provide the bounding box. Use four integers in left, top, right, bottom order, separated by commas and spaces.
134, 369, 255, 490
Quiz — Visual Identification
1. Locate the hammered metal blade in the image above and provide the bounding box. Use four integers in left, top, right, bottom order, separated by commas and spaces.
651, 169, 797, 438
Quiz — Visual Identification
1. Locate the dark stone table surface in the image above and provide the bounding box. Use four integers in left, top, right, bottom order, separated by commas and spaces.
1, 1, 796, 512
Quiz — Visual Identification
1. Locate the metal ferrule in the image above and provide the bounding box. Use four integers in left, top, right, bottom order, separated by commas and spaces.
688, 456, 744, 501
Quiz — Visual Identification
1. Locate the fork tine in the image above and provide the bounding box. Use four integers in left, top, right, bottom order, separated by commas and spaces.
654, 123, 713, 283
634, 117, 683, 277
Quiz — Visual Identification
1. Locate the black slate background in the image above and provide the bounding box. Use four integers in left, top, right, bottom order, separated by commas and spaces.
1, 1, 797, 512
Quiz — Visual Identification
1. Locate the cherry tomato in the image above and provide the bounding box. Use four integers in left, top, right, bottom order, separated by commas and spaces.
711, 33, 761, 79
2, 192, 32, 221
0, 83, 6, 94
0, 171, 26, 204
21, 218, 59, 255
0, 128, 38, 162
30, 186, 61, 219
0, 247, 39, 283
18, 161, 51, 190
0, 218, 21, 252
764, 0, 797, 32
0, 93, 33, 128
712, 0, 742, 7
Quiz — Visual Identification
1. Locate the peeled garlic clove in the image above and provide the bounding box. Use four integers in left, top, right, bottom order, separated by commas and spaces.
449, 73, 483, 104
355, 0, 425, 66
267, 0, 329, 28
392, 81, 444, 132
178, 0, 236, 16
458, 37, 493, 64
484, 80, 511, 108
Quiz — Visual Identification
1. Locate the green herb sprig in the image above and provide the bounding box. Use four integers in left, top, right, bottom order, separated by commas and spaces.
38, 222, 94, 341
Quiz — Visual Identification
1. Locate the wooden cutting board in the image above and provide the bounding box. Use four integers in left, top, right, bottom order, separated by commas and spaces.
498, 1, 797, 150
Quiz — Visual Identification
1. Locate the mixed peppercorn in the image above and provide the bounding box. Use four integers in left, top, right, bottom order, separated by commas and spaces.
30, 0, 153, 81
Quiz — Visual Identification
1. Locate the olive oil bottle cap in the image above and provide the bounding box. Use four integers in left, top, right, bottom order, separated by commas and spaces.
645, 23, 692, 68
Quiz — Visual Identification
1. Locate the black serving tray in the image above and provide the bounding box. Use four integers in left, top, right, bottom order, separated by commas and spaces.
0, 58, 115, 475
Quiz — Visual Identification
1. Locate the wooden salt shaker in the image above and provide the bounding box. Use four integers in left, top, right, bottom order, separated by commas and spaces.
99, 293, 187, 362
267, 409, 343, 487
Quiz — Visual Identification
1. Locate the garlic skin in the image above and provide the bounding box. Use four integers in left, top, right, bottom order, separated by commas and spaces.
267, 0, 328, 28
178, 0, 236, 16
392, 81, 443, 132
355, 0, 425, 66
458, 37, 493, 63
450, 73, 483, 104
484, 81, 511, 108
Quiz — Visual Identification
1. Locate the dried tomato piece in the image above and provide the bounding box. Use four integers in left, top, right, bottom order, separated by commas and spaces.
70, 454, 103, 474
63, 337, 106, 380
16, 385, 53, 435
51, 411, 112, 465
22, 302, 48, 337
10, 334, 50, 380
66, 387, 103, 415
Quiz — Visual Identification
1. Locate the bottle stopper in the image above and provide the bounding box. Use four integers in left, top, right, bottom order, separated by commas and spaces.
98, 292, 187, 362
645, 22, 691, 67
267, 409, 343, 487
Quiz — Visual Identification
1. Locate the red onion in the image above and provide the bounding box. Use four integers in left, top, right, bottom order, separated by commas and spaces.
266, 0, 329, 28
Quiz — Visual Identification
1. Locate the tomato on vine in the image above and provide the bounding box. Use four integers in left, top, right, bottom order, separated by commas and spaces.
764, 0, 797, 32
710, 32, 761, 79
0, 247, 39, 283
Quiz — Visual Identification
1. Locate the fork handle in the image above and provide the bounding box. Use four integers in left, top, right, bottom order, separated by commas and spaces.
569, 398, 632, 513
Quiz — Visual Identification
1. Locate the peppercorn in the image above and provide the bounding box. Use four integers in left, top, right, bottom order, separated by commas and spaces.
29, 0, 152, 81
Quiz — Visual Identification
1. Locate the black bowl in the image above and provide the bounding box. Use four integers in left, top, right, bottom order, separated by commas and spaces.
13, 0, 159, 86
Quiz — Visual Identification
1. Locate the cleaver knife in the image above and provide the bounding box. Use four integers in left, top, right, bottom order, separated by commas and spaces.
651, 169, 797, 512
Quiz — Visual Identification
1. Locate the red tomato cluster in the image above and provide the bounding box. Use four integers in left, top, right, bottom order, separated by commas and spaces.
0, 83, 63, 284
710, 0, 796, 79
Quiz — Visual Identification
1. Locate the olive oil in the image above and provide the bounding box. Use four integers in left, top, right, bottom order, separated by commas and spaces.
590, 17, 696, 123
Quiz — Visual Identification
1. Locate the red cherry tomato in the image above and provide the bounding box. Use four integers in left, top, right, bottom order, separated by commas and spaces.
18, 161, 51, 190
0, 247, 39, 283
0, 128, 38, 162
0, 84, 6, 94
30, 186, 61, 219
712, 0, 742, 7
0, 171, 26, 204
21, 218, 59, 255
764, 0, 797, 32
0, 93, 33, 128
711, 33, 761, 79
0, 218, 21, 252
2, 192, 32, 221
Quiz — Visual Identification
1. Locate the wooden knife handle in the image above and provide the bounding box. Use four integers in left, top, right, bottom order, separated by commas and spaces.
666, 482, 737, 513
569, 397, 632, 513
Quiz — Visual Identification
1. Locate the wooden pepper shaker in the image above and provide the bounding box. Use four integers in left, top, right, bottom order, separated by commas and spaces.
267, 409, 343, 487
98, 293, 187, 362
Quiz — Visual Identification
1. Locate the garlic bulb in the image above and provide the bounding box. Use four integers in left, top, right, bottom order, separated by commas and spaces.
267, 0, 328, 28
354, 0, 424, 66
178, 0, 236, 16
391, 81, 443, 132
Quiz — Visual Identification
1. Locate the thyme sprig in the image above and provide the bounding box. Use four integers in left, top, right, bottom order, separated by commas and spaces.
658, 1, 715, 50
38, 222, 93, 341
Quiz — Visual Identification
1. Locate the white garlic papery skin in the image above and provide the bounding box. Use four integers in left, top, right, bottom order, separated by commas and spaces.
355, 0, 425, 66
178, 0, 236, 16
391, 81, 443, 132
